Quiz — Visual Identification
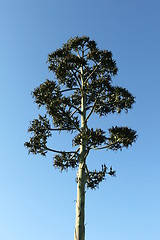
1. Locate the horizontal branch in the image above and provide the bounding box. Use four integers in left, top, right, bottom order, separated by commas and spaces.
60, 88, 79, 93
90, 138, 129, 151
49, 127, 77, 131
46, 147, 76, 154
91, 145, 111, 151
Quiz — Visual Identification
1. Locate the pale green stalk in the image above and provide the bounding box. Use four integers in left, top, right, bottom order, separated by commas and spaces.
74, 49, 86, 240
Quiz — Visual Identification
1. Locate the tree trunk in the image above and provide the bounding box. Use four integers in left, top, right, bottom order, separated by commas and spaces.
74, 157, 86, 240
74, 52, 86, 240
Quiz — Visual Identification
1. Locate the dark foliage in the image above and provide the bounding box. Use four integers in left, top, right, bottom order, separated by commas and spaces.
25, 36, 137, 189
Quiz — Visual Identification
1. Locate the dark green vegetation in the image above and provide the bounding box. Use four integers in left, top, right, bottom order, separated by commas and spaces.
25, 36, 137, 240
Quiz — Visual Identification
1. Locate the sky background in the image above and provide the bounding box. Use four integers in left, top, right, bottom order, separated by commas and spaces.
0, 0, 160, 239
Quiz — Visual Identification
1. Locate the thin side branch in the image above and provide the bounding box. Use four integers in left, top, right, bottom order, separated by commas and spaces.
69, 147, 80, 160
90, 138, 129, 151
49, 128, 77, 131
84, 62, 101, 85
85, 96, 99, 122
85, 164, 90, 177
91, 145, 111, 151
68, 103, 82, 114
46, 147, 76, 154
84, 47, 90, 52
70, 105, 81, 118
86, 105, 93, 110
60, 88, 79, 93
70, 69, 81, 87
70, 118, 81, 133
83, 65, 92, 76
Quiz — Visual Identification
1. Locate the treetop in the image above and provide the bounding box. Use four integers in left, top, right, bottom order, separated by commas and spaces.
25, 35, 137, 189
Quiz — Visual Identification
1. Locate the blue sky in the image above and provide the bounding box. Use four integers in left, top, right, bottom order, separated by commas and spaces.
0, 0, 160, 239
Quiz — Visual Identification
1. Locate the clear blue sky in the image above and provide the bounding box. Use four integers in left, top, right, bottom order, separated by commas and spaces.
0, 0, 160, 239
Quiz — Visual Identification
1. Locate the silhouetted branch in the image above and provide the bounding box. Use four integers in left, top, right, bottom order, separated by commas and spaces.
60, 88, 79, 93
70, 69, 81, 87
90, 138, 128, 151
69, 103, 82, 114
70, 105, 81, 118
69, 147, 80, 160
49, 127, 77, 131
84, 62, 101, 85
85, 95, 100, 122
46, 147, 76, 154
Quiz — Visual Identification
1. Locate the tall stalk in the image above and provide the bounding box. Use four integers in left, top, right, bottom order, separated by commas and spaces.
74, 50, 86, 240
